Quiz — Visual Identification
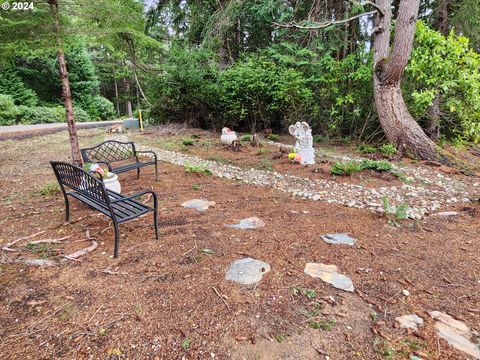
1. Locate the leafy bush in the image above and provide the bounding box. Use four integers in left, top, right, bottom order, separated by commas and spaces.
360, 159, 393, 172
240, 134, 252, 142
182, 138, 195, 146
383, 197, 409, 220
358, 144, 377, 154
74, 106, 90, 122
0, 94, 18, 125
17, 106, 64, 124
406, 21, 480, 142
90, 96, 115, 120
330, 161, 362, 176
379, 143, 397, 156
184, 164, 212, 175
267, 133, 279, 141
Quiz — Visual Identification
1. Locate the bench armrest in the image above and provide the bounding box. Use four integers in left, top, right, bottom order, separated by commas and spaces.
111, 190, 158, 209
135, 150, 157, 161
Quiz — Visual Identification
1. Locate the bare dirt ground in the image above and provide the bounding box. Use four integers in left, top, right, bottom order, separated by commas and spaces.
0, 128, 479, 359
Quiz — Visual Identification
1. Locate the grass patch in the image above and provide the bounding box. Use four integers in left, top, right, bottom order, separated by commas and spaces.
184, 164, 212, 175
31, 181, 60, 197
256, 147, 271, 155
26, 243, 57, 258
182, 338, 190, 351
240, 134, 252, 142
274, 334, 285, 343
181, 138, 195, 146
207, 156, 232, 164
257, 158, 273, 171
191, 184, 202, 190
309, 318, 336, 331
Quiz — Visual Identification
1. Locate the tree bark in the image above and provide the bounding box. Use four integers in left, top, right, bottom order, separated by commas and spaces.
114, 71, 120, 116
373, 0, 438, 160
49, 0, 82, 165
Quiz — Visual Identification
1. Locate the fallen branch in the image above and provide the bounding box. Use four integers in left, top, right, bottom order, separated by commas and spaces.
27, 235, 73, 245
63, 241, 98, 261
212, 287, 230, 310
0, 253, 55, 266
2, 231, 45, 252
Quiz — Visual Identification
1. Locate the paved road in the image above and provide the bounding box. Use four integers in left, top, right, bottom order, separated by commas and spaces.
0, 120, 122, 140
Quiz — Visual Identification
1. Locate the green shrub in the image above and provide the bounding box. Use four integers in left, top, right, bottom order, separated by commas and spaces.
74, 106, 90, 122
358, 144, 377, 154
379, 143, 397, 156
382, 197, 409, 220
240, 134, 252, 142
330, 161, 362, 175
267, 134, 279, 141
313, 134, 328, 143
17, 106, 64, 124
182, 138, 195, 146
0, 94, 18, 125
184, 164, 212, 175
360, 159, 393, 172
90, 96, 115, 120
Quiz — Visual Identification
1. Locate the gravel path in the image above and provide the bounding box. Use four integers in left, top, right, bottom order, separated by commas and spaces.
113, 135, 479, 219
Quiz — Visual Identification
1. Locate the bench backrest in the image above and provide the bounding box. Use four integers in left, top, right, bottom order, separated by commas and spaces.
50, 161, 110, 207
81, 140, 136, 163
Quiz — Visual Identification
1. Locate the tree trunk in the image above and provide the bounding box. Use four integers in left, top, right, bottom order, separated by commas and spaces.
425, 94, 441, 141
49, 0, 82, 165
373, 0, 438, 160
432, 0, 451, 35
114, 72, 120, 116
124, 78, 133, 118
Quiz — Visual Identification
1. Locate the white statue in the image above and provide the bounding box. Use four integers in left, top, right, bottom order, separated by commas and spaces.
289, 121, 315, 165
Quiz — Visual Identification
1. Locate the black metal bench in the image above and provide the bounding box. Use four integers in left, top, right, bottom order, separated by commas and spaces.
51, 161, 158, 258
81, 140, 158, 181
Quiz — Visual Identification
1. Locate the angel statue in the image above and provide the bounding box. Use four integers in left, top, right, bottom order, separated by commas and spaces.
288, 121, 315, 165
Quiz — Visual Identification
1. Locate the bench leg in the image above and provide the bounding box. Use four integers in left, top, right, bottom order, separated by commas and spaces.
154, 162, 159, 181
113, 222, 120, 258
64, 196, 70, 222
137, 168, 140, 180
153, 210, 158, 240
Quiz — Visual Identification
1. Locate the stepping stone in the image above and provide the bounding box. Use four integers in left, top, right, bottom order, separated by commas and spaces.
395, 314, 424, 330
429, 311, 480, 359
225, 258, 271, 285
304, 263, 354, 292
181, 199, 215, 212
225, 217, 265, 229
321, 233, 357, 246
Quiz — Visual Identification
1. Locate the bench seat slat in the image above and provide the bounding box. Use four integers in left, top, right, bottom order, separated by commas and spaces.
112, 160, 155, 174
69, 190, 151, 223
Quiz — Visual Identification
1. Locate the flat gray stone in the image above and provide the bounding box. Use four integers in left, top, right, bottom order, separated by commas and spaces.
181, 199, 215, 212
321, 233, 357, 246
225, 217, 265, 229
304, 263, 354, 292
429, 311, 480, 359
225, 258, 271, 285
395, 314, 424, 330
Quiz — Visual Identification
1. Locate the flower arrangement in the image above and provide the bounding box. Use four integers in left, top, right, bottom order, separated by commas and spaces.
288, 151, 302, 164
83, 162, 115, 179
